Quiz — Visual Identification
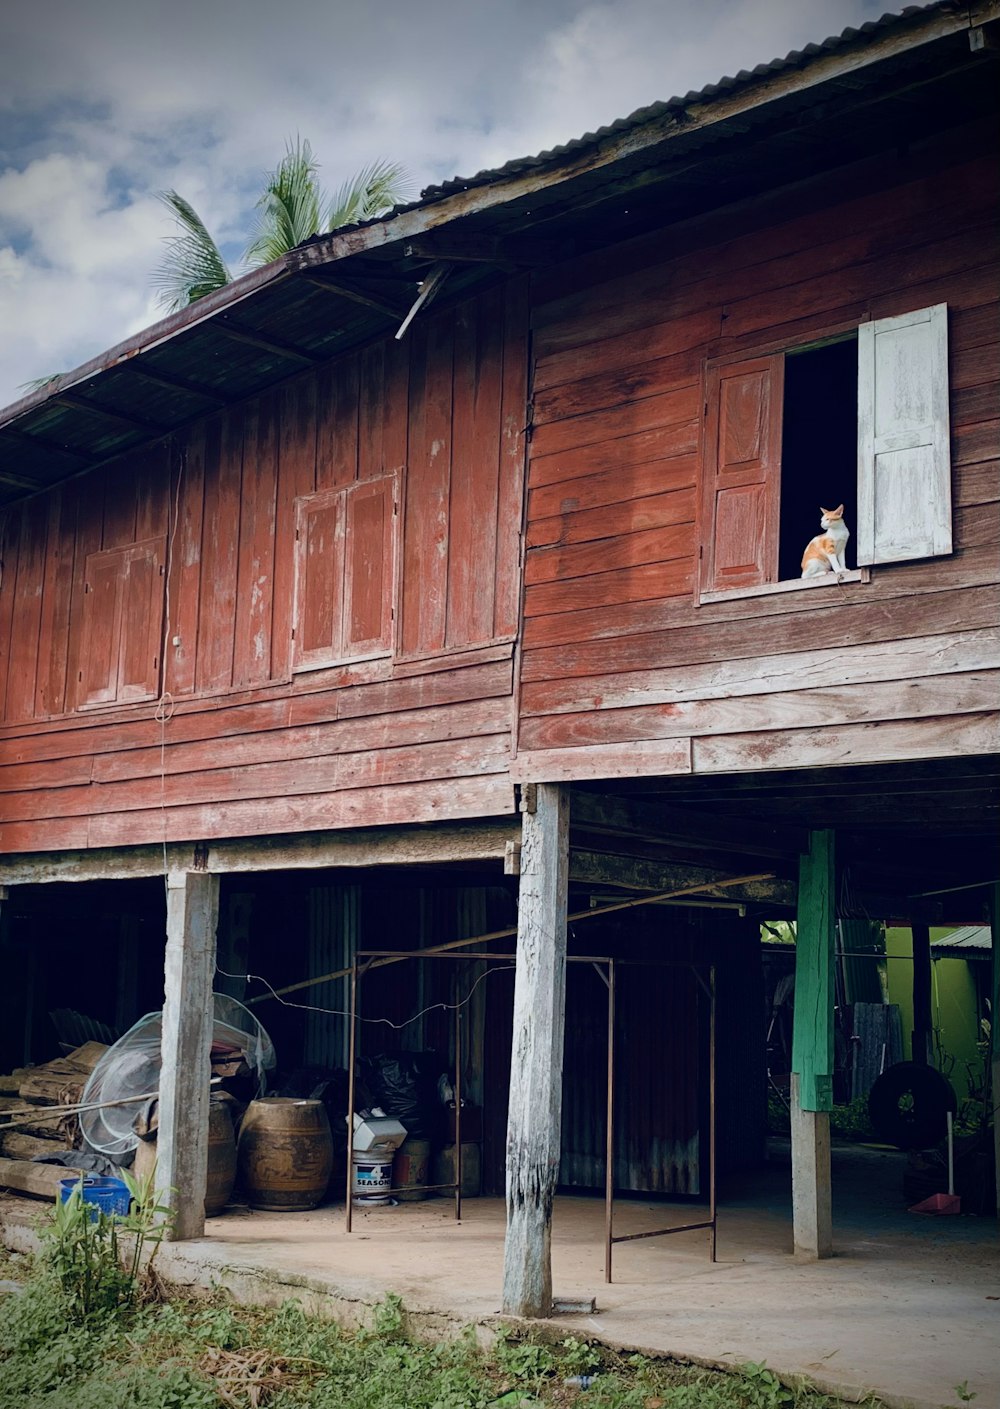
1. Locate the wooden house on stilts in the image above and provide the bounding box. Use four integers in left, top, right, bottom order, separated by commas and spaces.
0, 1, 998, 1317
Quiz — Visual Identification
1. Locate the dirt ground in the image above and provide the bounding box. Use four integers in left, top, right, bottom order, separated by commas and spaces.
3, 1140, 997, 1408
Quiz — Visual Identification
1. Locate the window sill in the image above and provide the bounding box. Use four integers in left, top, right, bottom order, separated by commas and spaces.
699, 568, 869, 605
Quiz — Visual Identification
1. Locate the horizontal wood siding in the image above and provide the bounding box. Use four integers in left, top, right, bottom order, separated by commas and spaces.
517, 129, 1000, 781
0, 282, 528, 850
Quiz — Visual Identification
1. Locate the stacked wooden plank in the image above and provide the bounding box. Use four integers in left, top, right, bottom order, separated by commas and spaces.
0, 1042, 107, 1198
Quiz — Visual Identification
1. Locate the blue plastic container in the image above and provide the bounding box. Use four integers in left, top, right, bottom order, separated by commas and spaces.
58, 1176, 131, 1218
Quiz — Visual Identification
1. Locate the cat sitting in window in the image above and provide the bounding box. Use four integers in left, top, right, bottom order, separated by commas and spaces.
801, 505, 850, 578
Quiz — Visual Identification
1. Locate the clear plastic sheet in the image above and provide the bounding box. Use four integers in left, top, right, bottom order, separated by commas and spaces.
80, 994, 275, 1157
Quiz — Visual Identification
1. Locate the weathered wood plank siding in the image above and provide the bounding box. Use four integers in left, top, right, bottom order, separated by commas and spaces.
0, 282, 528, 851
516, 128, 1000, 779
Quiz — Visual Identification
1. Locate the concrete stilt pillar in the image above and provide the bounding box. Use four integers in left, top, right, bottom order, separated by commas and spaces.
158, 870, 218, 1241
502, 783, 569, 1318
790, 1073, 833, 1258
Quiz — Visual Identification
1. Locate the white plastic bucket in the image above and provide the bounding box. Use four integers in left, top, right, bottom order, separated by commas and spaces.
351, 1152, 393, 1205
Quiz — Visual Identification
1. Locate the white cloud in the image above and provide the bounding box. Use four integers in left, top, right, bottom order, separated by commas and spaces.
0, 0, 879, 408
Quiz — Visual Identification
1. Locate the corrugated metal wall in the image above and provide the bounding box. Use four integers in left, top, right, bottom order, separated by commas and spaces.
304, 885, 360, 1069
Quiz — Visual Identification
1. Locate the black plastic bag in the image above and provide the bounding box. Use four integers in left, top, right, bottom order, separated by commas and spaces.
365, 1051, 446, 1141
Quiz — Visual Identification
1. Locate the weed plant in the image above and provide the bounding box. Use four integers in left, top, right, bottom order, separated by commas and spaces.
0, 1194, 905, 1409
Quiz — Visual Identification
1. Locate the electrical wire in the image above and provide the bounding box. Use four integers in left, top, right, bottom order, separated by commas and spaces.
214, 959, 512, 1031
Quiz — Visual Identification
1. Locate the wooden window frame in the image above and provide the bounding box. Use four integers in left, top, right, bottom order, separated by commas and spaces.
697, 304, 952, 606
291, 470, 400, 674
75, 536, 166, 710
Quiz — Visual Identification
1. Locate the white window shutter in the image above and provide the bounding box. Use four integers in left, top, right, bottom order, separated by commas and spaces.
856, 303, 951, 566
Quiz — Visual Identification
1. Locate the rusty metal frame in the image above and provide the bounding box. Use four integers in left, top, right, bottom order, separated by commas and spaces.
346, 949, 490, 1231
603, 961, 717, 1282
345, 946, 717, 1287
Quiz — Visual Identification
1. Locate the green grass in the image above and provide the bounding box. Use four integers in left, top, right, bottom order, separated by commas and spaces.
0, 1231, 883, 1409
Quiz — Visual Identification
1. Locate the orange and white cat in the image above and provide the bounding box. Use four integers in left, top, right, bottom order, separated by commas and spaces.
801, 505, 850, 578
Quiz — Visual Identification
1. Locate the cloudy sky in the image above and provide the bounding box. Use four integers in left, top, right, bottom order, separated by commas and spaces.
0, 0, 882, 411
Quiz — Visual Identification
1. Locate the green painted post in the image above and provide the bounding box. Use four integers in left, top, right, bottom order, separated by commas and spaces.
792, 829, 835, 1112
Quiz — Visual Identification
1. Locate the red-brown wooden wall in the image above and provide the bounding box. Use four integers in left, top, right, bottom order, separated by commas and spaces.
515, 121, 1000, 781
0, 281, 528, 852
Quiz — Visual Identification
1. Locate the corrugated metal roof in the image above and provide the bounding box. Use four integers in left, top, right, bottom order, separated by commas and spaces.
932, 926, 992, 952
416, 4, 956, 202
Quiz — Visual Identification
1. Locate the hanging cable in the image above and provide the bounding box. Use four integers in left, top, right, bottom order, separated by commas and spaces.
214, 958, 512, 1031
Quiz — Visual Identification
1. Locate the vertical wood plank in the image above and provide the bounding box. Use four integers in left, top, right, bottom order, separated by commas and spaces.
792, 828, 835, 1111
6, 498, 48, 722
401, 312, 453, 656
0, 510, 20, 721
101, 454, 138, 549
503, 782, 569, 1318
272, 375, 318, 681
495, 276, 530, 638
35, 487, 76, 718
65, 466, 106, 711
133, 439, 170, 543
196, 410, 242, 692
233, 391, 278, 688
158, 870, 218, 1241
165, 428, 205, 697
448, 289, 504, 648
316, 354, 359, 491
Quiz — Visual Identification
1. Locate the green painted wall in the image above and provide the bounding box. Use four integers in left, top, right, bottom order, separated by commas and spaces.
885, 926, 983, 1104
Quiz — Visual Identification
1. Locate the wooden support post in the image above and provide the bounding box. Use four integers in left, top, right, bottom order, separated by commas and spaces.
910, 923, 934, 1066
502, 783, 569, 1318
158, 870, 218, 1241
791, 829, 834, 1259
989, 884, 1000, 1219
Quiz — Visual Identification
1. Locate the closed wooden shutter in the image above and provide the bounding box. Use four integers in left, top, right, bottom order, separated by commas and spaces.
856, 303, 951, 566
78, 538, 164, 707
701, 354, 783, 593
79, 547, 126, 706
294, 490, 345, 666
343, 475, 396, 657
118, 540, 165, 702
293, 473, 397, 668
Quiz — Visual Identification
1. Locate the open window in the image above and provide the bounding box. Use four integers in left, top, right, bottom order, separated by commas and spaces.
699, 303, 952, 599
292, 472, 398, 670
77, 537, 166, 708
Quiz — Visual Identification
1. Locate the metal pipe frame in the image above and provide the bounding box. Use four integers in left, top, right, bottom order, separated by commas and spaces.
346, 947, 719, 1288
605, 961, 717, 1282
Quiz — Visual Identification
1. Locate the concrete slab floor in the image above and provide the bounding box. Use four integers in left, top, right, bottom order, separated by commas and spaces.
3, 1143, 997, 1409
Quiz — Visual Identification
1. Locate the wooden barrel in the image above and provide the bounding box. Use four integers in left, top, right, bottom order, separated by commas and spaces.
204, 1101, 237, 1215
237, 1098, 333, 1211
131, 1099, 237, 1218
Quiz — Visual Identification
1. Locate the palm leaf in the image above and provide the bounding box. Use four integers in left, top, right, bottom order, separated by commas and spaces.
152, 191, 232, 311
325, 159, 413, 232
244, 137, 323, 267
18, 373, 64, 393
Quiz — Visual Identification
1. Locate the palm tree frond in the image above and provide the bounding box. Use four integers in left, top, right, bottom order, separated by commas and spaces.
18, 373, 64, 394
152, 191, 232, 311
325, 159, 413, 232
244, 137, 323, 268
